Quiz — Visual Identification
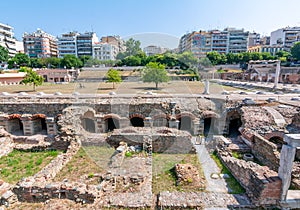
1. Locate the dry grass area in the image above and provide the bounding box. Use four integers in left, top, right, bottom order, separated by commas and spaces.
54, 146, 115, 184
0, 69, 241, 95
152, 153, 206, 194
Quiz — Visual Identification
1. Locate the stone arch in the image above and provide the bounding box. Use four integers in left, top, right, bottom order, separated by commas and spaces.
265, 131, 285, 150
152, 113, 170, 127
225, 110, 242, 138
202, 111, 219, 137
32, 114, 47, 134
81, 110, 96, 133
129, 113, 145, 127
104, 114, 121, 132
176, 112, 195, 132
7, 114, 23, 135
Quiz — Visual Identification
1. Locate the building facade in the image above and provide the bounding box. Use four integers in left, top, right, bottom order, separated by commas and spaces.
225, 28, 249, 53
143, 45, 167, 56
178, 28, 249, 58
57, 32, 79, 58
23, 29, 58, 58
92, 42, 118, 60
270, 27, 300, 51
210, 30, 229, 54
248, 45, 284, 56
76, 32, 98, 57
100, 35, 125, 54
0, 22, 17, 57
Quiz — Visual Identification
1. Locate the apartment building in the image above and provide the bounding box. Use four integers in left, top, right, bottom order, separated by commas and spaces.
0, 22, 17, 57
23, 29, 58, 58
179, 28, 249, 58
248, 45, 283, 56
76, 32, 98, 57
225, 28, 249, 53
92, 42, 118, 60
100, 35, 125, 53
270, 27, 300, 51
248, 32, 261, 47
210, 30, 229, 54
57, 32, 79, 58
143, 45, 168, 56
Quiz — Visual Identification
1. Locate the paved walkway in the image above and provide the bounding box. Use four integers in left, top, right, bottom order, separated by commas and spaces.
192, 137, 228, 193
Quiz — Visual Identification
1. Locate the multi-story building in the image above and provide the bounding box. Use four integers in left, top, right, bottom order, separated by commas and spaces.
0, 22, 17, 57
260, 36, 270, 45
270, 27, 300, 51
248, 32, 261, 47
190, 31, 212, 58
248, 45, 283, 56
23, 29, 58, 58
57, 32, 79, 58
210, 30, 229, 54
225, 28, 249, 53
100, 35, 125, 53
179, 28, 249, 57
178, 32, 192, 53
143, 45, 167, 56
76, 32, 98, 57
92, 42, 118, 60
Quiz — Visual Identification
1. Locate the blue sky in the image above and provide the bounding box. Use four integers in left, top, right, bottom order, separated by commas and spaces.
1, 0, 300, 48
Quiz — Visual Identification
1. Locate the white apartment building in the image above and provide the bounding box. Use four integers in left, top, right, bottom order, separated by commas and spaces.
0, 22, 17, 57
143, 45, 167, 56
225, 28, 249, 53
57, 32, 79, 58
92, 42, 118, 60
270, 27, 300, 51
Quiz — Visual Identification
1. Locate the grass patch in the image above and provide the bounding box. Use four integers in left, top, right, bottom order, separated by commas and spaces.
54, 146, 115, 184
0, 150, 60, 184
152, 153, 205, 194
211, 151, 245, 194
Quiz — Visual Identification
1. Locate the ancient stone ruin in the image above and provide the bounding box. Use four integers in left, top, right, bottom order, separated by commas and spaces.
0, 94, 298, 209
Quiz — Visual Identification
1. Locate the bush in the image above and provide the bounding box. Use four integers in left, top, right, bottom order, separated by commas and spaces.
125, 151, 132, 157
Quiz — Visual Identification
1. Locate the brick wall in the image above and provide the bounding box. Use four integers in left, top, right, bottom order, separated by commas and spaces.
218, 151, 281, 206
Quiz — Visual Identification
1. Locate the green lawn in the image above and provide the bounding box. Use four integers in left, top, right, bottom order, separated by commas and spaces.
54, 146, 115, 184
152, 153, 206, 194
0, 150, 59, 184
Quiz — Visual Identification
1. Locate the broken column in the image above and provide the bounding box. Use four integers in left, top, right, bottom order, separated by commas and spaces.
203, 79, 210, 95
273, 60, 281, 89
278, 134, 300, 201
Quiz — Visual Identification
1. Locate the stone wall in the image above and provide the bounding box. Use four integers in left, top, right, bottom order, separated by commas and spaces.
106, 127, 195, 154
251, 134, 280, 171
218, 151, 281, 206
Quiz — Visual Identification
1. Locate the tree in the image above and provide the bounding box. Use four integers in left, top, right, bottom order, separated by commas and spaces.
124, 38, 142, 56
0, 46, 9, 63
61, 55, 82, 69
142, 62, 169, 89
8, 53, 30, 68
206, 51, 222, 65
291, 42, 300, 60
122, 56, 141, 66
177, 51, 198, 69
106, 69, 122, 89
20, 67, 44, 91
199, 57, 212, 68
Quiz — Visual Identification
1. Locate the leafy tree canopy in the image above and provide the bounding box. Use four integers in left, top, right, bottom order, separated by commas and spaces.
142, 62, 169, 89
291, 42, 300, 60
20, 67, 44, 91
106, 68, 122, 89
0, 46, 9, 63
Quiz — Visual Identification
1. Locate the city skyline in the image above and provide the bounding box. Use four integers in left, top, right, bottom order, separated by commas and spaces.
1, 0, 300, 48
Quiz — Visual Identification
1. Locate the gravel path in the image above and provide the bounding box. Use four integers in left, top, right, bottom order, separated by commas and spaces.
192, 137, 228, 193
